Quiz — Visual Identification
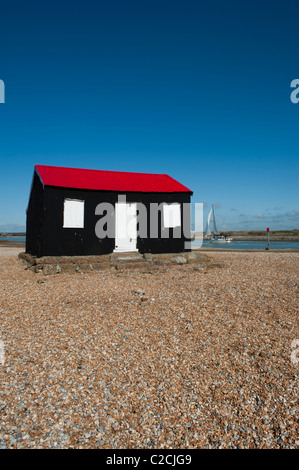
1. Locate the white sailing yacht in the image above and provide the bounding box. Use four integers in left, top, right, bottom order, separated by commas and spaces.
205, 205, 233, 243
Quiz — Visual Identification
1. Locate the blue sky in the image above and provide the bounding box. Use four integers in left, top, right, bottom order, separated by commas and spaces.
0, 0, 298, 232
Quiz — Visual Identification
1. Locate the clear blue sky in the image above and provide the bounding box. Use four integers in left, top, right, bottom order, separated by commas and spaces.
0, 0, 298, 232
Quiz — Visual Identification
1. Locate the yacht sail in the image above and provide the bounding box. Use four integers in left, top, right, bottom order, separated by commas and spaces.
205, 208, 212, 237
212, 205, 219, 235
205, 204, 233, 243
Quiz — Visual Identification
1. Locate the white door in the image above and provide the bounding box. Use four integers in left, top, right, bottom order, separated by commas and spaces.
114, 202, 138, 252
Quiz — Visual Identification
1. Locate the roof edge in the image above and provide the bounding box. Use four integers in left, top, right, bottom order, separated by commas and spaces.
33, 164, 193, 194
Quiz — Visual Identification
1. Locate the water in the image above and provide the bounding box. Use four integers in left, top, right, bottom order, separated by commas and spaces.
0, 237, 26, 242
192, 240, 299, 250
0, 237, 298, 250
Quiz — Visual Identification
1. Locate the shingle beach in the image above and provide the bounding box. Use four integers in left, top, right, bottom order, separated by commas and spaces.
0, 247, 298, 448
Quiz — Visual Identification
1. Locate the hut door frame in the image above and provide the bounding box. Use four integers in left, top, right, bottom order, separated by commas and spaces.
114, 202, 138, 252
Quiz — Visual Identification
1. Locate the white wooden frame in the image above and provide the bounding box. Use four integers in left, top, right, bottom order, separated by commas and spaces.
63, 199, 85, 228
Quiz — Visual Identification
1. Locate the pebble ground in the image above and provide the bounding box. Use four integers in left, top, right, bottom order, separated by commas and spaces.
0, 247, 298, 448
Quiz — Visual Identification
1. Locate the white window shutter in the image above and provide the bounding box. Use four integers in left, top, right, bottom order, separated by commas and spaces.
163, 203, 181, 228
63, 199, 84, 228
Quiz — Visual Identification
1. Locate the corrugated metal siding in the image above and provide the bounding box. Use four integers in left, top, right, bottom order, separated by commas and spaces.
26, 174, 44, 257
41, 188, 191, 256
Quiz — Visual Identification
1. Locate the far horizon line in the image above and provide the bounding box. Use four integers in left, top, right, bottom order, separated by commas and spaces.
1, 228, 299, 235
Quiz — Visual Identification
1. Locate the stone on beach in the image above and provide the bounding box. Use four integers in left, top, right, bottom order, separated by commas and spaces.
0, 247, 298, 449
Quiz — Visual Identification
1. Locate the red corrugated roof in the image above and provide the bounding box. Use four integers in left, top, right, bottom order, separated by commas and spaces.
35, 165, 193, 193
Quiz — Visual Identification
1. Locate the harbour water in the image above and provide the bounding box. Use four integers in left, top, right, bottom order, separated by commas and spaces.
0, 237, 26, 242
192, 240, 299, 250
1, 237, 299, 250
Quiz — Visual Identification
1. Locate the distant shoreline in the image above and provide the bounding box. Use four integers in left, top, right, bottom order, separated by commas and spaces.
192, 230, 299, 242
0, 234, 25, 238
1, 230, 299, 243
1, 230, 299, 238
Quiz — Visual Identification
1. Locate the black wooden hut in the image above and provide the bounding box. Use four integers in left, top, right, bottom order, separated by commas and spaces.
26, 165, 193, 257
